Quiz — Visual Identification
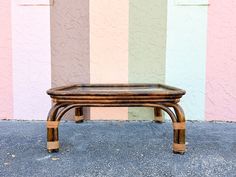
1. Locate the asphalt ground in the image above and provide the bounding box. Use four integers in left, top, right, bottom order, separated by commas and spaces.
0, 121, 235, 177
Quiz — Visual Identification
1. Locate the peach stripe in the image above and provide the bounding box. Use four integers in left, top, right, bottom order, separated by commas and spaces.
90, 0, 129, 120
206, 0, 236, 121
0, 1, 13, 119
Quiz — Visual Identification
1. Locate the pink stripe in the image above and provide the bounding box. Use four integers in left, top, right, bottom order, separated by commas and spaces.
206, 0, 236, 121
0, 1, 13, 119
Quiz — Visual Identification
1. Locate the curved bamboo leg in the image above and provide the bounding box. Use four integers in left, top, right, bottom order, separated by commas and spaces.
56, 103, 177, 123
75, 107, 84, 123
52, 103, 185, 154
47, 103, 67, 153
154, 107, 164, 123
166, 103, 186, 154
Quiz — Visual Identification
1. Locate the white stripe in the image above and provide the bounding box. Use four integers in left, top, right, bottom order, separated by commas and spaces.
12, 0, 51, 120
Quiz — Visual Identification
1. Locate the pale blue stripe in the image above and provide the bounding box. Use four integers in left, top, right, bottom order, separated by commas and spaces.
165, 0, 208, 120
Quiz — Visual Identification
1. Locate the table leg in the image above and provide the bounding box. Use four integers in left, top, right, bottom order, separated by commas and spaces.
154, 107, 164, 123
47, 103, 66, 153
75, 107, 84, 123
171, 104, 186, 154
47, 124, 59, 153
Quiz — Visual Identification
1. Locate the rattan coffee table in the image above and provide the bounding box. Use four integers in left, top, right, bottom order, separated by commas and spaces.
46, 84, 186, 154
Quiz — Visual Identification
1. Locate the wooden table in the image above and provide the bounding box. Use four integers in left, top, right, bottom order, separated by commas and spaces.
46, 84, 186, 154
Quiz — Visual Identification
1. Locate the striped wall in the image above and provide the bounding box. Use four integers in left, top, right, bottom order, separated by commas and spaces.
11, 0, 51, 120
129, 0, 167, 120
90, 0, 129, 120
50, 0, 90, 120
166, 0, 208, 120
206, 0, 236, 121
1, 0, 236, 122
0, 1, 13, 119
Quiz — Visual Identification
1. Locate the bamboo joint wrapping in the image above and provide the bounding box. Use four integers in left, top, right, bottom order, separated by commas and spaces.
173, 122, 186, 130
47, 141, 59, 149
173, 143, 186, 151
47, 121, 60, 128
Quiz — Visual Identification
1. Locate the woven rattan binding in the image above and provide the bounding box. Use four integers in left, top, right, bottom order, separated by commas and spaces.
47, 121, 60, 128
173, 122, 186, 130
47, 141, 59, 149
173, 143, 186, 151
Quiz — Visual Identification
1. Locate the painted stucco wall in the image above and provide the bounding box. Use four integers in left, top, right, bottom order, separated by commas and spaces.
90, 0, 129, 120
166, 0, 208, 120
1, 0, 236, 122
129, 0, 167, 120
0, 1, 13, 119
50, 0, 90, 120
51, 0, 90, 87
206, 0, 236, 121
11, 0, 51, 120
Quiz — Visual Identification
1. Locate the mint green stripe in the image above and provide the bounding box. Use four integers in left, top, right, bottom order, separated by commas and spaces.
128, 0, 167, 120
